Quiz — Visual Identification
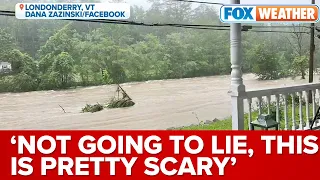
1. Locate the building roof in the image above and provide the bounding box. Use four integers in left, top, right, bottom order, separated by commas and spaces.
0, 62, 11, 65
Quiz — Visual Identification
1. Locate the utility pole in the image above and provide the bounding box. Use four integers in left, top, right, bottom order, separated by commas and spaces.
230, 0, 245, 130
309, 0, 315, 103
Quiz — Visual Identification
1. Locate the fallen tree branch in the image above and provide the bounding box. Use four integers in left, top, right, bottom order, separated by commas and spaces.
59, 105, 66, 113
117, 84, 132, 100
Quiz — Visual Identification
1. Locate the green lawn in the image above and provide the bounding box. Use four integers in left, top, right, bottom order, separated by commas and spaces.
172, 103, 314, 130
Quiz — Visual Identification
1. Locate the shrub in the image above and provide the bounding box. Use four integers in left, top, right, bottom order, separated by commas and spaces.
107, 98, 135, 109
82, 103, 104, 113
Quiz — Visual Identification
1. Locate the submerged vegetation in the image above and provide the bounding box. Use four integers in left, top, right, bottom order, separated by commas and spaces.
81, 84, 135, 113
107, 98, 135, 109
82, 103, 104, 113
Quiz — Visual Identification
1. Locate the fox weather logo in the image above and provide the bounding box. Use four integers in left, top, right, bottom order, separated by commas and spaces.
220, 5, 319, 23
220, 5, 256, 23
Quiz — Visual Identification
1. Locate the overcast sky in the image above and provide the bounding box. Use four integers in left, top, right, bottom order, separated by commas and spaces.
116, 0, 319, 9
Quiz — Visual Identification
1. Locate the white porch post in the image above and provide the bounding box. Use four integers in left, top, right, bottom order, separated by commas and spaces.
229, 0, 245, 130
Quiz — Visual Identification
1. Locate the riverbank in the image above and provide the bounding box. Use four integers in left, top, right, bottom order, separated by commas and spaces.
171, 103, 312, 130
0, 74, 317, 130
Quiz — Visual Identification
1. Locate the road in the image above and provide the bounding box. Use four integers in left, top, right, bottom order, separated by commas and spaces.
0, 74, 315, 130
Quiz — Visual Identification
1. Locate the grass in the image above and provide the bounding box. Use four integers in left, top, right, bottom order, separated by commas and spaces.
172, 103, 314, 130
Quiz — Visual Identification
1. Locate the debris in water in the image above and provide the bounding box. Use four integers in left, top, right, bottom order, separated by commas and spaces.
59, 104, 66, 113
82, 103, 104, 113
106, 84, 135, 109
81, 84, 135, 113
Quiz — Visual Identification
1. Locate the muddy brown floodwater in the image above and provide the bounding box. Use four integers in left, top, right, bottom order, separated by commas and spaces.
0, 74, 318, 130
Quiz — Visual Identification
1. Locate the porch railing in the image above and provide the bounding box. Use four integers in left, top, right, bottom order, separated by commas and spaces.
244, 83, 320, 130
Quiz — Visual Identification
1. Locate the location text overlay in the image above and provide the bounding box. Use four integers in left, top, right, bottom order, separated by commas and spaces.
15, 3, 130, 20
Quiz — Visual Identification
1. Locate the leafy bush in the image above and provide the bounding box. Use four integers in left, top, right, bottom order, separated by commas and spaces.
107, 98, 135, 109
249, 44, 283, 80
292, 55, 308, 79
287, 94, 306, 105
82, 103, 104, 113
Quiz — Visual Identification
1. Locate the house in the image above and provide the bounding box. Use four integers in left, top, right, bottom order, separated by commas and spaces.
0, 62, 12, 73
229, 0, 320, 131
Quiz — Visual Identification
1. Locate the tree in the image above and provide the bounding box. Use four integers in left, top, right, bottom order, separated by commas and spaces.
52, 52, 74, 88
37, 23, 79, 89
285, 24, 309, 79
3, 49, 37, 76
292, 55, 309, 79
0, 28, 16, 58
37, 23, 78, 59
250, 44, 281, 80
102, 69, 113, 84
162, 0, 192, 23
192, 5, 220, 25
11, 72, 37, 92
163, 33, 189, 78
120, 34, 166, 80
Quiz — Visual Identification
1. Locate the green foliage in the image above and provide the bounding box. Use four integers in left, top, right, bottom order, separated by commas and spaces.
0, 2, 316, 93
292, 55, 308, 79
102, 69, 113, 84
250, 44, 282, 80
107, 98, 135, 109
52, 52, 74, 87
82, 103, 104, 113
0, 28, 16, 56
38, 23, 78, 58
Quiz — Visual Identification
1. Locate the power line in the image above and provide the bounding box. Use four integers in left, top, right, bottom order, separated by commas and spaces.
70, 18, 232, 30
0, 10, 231, 28
248, 25, 311, 29
0, 10, 12, 13
0, 11, 310, 34
0, 11, 230, 30
247, 30, 309, 34
2, 10, 229, 28
0, 10, 311, 29
4, 9, 314, 29
0, 11, 306, 28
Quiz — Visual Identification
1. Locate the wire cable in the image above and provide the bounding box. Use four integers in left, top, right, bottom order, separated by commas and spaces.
247, 30, 309, 34
0, 11, 230, 30
0, 10, 311, 29
0, 11, 310, 34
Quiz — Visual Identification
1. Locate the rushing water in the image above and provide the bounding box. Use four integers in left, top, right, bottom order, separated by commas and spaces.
0, 74, 318, 130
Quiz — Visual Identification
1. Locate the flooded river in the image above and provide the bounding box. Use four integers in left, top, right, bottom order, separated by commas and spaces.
0, 74, 317, 130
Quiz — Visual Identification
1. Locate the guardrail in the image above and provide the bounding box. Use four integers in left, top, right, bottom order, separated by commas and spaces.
244, 83, 320, 130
